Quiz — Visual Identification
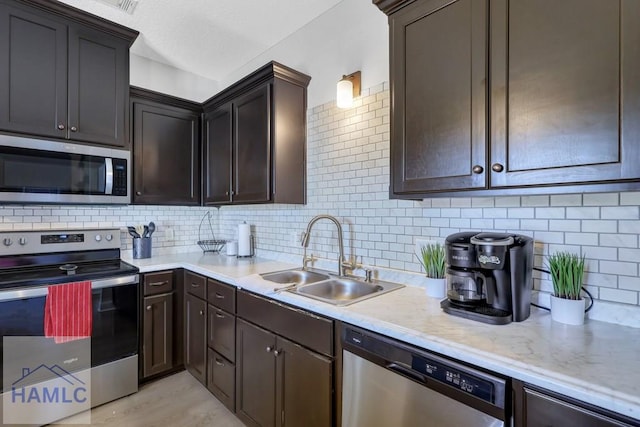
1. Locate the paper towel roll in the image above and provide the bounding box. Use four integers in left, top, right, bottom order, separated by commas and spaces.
238, 222, 252, 257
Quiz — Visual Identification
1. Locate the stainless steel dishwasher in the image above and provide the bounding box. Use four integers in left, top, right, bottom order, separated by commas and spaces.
341, 325, 510, 427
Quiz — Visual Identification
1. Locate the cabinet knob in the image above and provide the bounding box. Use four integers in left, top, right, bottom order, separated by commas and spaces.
57, 124, 65, 130
491, 163, 504, 173
472, 165, 484, 174
136, 191, 142, 196
215, 312, 225, 319
214, 358, 225, 367
273, 350, 281, 357
225, 191, 229, 196
199, 310, 204, 316
70, 126, 78, 132
146, 305, 152, 311
230, 190, 235, 196
266, 346, 273, 353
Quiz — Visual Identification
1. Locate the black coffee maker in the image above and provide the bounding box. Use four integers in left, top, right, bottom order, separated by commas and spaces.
440, 232, 534, 325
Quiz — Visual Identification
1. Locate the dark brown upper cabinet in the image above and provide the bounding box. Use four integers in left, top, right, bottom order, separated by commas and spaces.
0, 0, 137, 148
376, 0, 640, 197
131, 87, 201, 205
203, 61, 311, 206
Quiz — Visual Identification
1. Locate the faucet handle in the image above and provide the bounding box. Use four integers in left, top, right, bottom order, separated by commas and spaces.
364, 269, 373, 282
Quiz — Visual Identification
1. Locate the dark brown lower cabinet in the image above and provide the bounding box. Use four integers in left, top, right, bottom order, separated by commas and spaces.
513, 380, 638, 427
236, 318, 332, 427
185, 293, 207, 385
140, 270, 183, 381
142, 293, 173, 377
207, 348, 235, 411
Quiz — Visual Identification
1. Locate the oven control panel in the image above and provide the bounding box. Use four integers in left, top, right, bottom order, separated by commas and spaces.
41, 233, 85, 244
0, 229, 121, 255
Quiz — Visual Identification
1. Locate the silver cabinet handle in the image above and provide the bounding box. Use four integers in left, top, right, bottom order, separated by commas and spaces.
146, 305, 152, 311
215, 358, 225, 366
215, 293, 224, 299
266, 346, 273, 353
492, 163, 504, 173
70, 126, 78, 132
215, 312, 225, 319
136, 191, 142, 196
149, 281, 169, 287
192, 283, 201, 288
57, 124, 65, 130
199, 310, 204, 316
472, 165, 484, 174
273, 350, 281, 357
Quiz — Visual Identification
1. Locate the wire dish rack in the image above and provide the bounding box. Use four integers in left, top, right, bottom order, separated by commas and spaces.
197, 211, 227, 253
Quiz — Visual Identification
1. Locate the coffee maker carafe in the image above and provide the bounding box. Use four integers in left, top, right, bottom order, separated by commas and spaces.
441, 232, 533, 324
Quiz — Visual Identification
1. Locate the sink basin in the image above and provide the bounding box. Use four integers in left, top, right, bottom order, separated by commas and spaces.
261, 269, 330, 286
293, 277, 404, 306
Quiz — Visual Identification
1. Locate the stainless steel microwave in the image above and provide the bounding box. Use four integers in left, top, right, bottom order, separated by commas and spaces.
0, 135, 130, 204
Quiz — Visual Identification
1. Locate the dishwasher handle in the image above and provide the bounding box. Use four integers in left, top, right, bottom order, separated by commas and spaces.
386, 362, 427, 384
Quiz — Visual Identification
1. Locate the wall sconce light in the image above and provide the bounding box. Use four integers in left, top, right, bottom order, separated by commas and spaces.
336, 71, 361, 108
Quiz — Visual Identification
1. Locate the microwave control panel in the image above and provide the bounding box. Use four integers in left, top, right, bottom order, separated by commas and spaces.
112, 159, 128, 196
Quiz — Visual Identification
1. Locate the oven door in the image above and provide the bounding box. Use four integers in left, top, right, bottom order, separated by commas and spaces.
0, 274, 139, 391
0, 136, 130, 204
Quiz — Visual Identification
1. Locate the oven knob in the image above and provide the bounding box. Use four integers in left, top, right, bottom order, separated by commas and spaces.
95, 235, 102, 242
18, 237, 27, 246
3, 238, 12, 247
105, 234, 113, 241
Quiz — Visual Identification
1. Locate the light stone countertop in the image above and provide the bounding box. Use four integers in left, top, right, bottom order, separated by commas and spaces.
125, 252, 640, 422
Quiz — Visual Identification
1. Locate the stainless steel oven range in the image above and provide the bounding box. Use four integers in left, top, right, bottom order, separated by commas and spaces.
0, 228, 139, 424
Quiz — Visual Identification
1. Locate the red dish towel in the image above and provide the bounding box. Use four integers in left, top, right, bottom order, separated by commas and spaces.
44, 281, 93, 343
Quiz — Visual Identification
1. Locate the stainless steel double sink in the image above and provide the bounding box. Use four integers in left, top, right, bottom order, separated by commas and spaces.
260, 268, 404, 306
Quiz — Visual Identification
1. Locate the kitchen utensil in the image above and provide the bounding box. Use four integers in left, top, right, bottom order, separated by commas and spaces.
127, 226, 140, 238
135, 225, 145, 238
143, 225, 149, 238
147, 222, 156, 237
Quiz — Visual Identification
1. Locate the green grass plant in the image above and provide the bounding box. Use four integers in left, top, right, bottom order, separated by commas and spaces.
548, 252, 585, 300
418, 243, 446, 279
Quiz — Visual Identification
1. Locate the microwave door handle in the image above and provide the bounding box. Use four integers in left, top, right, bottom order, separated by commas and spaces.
105, 158, 114, 195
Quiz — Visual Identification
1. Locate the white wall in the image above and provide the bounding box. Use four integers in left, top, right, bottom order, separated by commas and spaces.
130, 54, 219, 101
128, 0, 389, 107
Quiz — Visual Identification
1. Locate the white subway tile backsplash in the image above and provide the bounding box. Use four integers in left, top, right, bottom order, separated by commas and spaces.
4, 83, 639, 320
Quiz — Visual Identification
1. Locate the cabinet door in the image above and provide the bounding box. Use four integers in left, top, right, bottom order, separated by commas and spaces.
132, 101, 200, 205
0, 2, 67, 139
236, 319, 276, 427
203, 104, 233, 204
68, 24, 129, 147
233, 84, 271, 203
207, 349, 235, 412
185, 293, 207, 385
490, 0, 640, 187
276, 336, 332, 427
208, 305, 235, 362
517, 384, 634, 427
142, 293, 173, 378
390, 0, 487, 194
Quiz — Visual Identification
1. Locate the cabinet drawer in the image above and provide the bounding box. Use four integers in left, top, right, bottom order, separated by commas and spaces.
237, 290, 333, 357
208, 305, 236, 363
207, 279, 236, 313
185, 271, 206, 299
207, 349, 235, 412
143, 271, 173, 296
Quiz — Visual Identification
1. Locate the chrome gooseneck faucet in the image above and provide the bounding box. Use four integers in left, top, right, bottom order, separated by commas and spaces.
301, 214, 353, 276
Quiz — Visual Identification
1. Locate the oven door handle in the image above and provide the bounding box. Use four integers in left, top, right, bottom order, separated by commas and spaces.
0, 274, 139, 302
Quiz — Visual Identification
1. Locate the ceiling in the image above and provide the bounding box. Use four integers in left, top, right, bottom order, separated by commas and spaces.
58, 0, 345, 84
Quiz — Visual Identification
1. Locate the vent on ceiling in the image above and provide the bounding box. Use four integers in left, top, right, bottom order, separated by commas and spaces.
94, 0, 139, 14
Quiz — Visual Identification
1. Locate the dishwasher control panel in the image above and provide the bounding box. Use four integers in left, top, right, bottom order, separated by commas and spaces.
412, 355, 494, 403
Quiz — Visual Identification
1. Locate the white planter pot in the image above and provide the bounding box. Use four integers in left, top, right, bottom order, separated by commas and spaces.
424, 277, 446, 299
550, 295, 585, 325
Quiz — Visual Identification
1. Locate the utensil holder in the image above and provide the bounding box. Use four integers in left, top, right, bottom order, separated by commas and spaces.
133, 237, 152, 259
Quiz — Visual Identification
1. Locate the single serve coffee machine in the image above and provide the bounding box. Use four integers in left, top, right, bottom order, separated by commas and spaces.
440, 232, 534, 324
